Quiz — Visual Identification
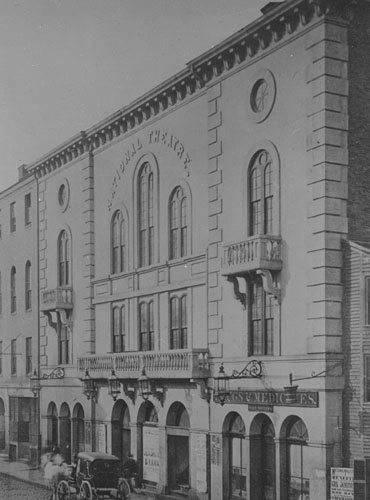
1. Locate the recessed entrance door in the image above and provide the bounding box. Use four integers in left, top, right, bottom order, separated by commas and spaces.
168, 435, 189, 490
166, 402, 190, 493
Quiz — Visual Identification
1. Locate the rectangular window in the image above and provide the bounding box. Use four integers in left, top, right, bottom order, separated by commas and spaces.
11, 339, 16, 375
58, 325, 69, 365
26, 337, 32, 375
366, 278, 370, 326
10, 202, 16, 233
112, 305, 126, 353
170, 295, 188, 349
0, 341, 2, 375
249, 278, 274, 356
365, 355, 370, 402
24, 193, 31, 226
140, 301, 154, 351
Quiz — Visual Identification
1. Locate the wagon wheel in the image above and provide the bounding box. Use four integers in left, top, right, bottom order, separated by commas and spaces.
56, 479, 71, 500
117, 478, 131, 500
79, 481, 96, 500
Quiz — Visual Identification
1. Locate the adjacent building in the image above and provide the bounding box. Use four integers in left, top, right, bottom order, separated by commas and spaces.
2, 0, 370, 498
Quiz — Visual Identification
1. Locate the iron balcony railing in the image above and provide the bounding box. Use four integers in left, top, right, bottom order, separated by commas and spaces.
222, 235, 282, 275
77, 348, 210, 379
41, 286, 73, 311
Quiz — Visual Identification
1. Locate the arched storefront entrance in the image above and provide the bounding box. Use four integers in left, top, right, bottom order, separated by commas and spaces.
280, 416, 310, 500
46, 402, 58, 448
250, 414, 276, 500
59, 403, 71, 462
223, 412, 247, 499
111, 400, 130, 462
138, 401, 159, 488
0, 398, 5, 450
166, 402, 190, 493
72, 403, 85, 455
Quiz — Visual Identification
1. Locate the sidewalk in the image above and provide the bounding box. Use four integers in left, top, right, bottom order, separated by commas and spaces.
0, 453, 155, 499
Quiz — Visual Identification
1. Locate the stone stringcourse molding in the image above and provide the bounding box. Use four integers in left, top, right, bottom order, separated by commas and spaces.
27, 0, 357, 180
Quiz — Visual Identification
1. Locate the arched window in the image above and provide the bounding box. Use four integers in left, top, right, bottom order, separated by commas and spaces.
249, 150, 274, 236
112, 305, 125, 353
286, 418, 309, 500
170, 295, 187, 349
249, 275, 274, 355
58, 230, 70, 286
25, 261, 31, 310
112, 211, 126, 274
10, 266, 16, 313
169, 187, 187, 260
138, 162, 154, 267
139, 300, 154, 351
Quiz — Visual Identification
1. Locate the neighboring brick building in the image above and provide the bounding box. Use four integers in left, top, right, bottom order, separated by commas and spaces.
0, 167, 39, 462
1, 0, 370, 498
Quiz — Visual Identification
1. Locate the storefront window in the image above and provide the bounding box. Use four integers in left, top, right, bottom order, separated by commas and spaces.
287, 418, 309, 500
229, 414, 247, 499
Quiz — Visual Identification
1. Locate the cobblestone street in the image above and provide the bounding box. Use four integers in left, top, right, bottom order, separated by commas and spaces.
0, 473, 50, 500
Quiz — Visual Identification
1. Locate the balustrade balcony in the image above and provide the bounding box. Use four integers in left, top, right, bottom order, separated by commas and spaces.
222, 235, 282, 276
41, 287, 73, 312
77, 348, 210, 380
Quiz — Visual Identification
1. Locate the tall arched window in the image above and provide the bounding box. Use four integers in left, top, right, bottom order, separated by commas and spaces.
170, 295, 187, 349
10, 266, 16, 313
169, 187, 187, 260
112, 211, 126, 274
25, 261, 31, 310
139, 300, 154, 351
58, 230, 70, 286
112, 305, 125, 352
286, 418, 309, 500
138, 162, 154, 267
249, 150, 274, 236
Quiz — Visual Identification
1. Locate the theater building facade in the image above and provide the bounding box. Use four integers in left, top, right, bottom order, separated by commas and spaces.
10, 0, 370, 498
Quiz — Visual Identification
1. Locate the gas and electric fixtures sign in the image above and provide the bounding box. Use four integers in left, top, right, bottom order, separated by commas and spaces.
331, 468, 353, 500
214, 389, 319, 407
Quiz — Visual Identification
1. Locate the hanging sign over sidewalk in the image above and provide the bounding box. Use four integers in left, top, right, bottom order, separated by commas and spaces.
331, 468, 353, 500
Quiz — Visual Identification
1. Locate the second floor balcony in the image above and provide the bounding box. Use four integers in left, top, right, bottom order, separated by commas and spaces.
222, 235, 282, 277
77, 348, 210, 380
41, 286, 73, 312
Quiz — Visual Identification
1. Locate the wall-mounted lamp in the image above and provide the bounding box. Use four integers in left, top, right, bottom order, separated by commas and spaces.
108, 370, 121, 401
284, 361, 342, 404
214, 360, 263, 405
138, 367, 164, 405
30, 370, 41, 398
82, 369, 98, 402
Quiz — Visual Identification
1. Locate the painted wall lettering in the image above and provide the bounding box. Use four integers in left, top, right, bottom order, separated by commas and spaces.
108, 129, 192, 210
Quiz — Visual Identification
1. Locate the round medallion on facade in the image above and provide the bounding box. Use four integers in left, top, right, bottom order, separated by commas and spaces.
247, 69, 276, 123
58, 180, 70, 212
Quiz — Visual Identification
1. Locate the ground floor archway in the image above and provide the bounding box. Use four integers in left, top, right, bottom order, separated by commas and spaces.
72, 403, 85, 455
166, 402, 190, 493
111, 399, 130, 462
59, 402, 71, 463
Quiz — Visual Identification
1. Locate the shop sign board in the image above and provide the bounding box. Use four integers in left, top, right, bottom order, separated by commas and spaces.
331, 468, 353, 500
143, 425, 159, 483
97, 423, 107, 453
214, 390, 319, 407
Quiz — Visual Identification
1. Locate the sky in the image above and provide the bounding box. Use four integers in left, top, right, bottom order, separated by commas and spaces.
0, 0, 267, 192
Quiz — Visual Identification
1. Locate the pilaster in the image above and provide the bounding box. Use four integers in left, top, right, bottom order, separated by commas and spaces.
207, 82, 223, 358
305, 20, 349, 354
82, 153, 95, 353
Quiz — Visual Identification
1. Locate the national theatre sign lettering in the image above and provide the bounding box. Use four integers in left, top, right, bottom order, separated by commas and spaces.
214, 390, 319, 408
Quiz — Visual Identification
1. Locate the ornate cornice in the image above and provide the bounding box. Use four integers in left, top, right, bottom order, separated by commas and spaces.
25, 0, 358, 180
